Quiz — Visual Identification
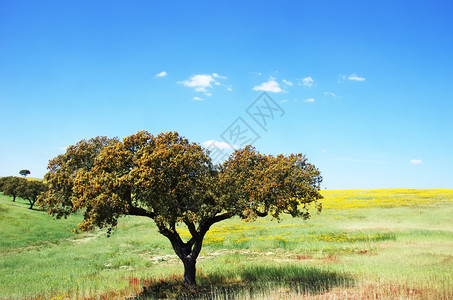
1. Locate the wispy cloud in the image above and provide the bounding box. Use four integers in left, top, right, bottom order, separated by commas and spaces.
212, 73, 227, 80
324, 91, 337, 97
299, 76, 314, 87
282, 79, 293, 86
410, 159, 422, 165
155, 71, 167, 78
253, 78, 283, 93
348, 74, 366, 82
280, 99, 288, 103
203, 140, 236, 150
193, 96, 203, 101
179, 73, 226, 95
305, 98, 315, 103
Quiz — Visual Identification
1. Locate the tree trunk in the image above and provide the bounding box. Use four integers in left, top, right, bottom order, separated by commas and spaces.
182, 257, 197, 285
28, 197, 37, 210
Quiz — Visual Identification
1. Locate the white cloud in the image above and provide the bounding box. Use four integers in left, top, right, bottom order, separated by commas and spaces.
193, 96, 203, 101
226, 87, 233, 91
155, 71, 167, 78
305, 98, 315, 103
280, 99, 288, 103
212, 73, 227, 79
179, 73, 226, 95
282, 79, 293, 86
348, 74, 366, 82
180, 74, 216, 93
253, 78, 283, 93
203, 140, 236, 150
410, 159, 423, 165
324, 91, 337, 97
300, 76, 314, 87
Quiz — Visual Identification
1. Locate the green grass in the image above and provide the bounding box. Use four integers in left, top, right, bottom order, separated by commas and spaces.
0, 190, 452, 299
0, 198, 81, 250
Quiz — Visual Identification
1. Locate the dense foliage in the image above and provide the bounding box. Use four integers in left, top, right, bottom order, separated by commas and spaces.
17, 180, 47, 209
1, 176, 26, 202
0, 176, 47, 209
39, 130, 323, 284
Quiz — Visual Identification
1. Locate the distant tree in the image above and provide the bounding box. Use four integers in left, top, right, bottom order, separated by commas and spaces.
2, 177, 26, 202
40, 131, 323, 285
19, 170, 31, 177
17, 180, 47, 209
0, 177, 7, 190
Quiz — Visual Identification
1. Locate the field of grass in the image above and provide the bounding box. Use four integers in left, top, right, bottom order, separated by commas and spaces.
0, 189, 452, 299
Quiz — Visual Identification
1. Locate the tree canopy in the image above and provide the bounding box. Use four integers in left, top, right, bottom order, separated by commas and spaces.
1, 176, 27, 202
17, 180, 47, 209
39, 130, 323, 284
1, 177, 46, 208
19, 169, 31, 177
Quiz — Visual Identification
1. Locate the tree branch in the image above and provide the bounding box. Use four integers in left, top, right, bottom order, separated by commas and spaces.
123, 187, 155, 218
128, 205, 155, 218
184, 220, 200, 240
254, 201, 270, 217
199, 212, 232, 235
158, 223, 186, 258
186, 212, 232, 259
169, 221, 187, 247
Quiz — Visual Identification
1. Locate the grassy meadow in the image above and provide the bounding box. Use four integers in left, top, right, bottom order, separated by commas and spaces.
0, 189, 452, 299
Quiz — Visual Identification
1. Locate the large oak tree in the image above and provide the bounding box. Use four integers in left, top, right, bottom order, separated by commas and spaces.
39, 131, 323, 284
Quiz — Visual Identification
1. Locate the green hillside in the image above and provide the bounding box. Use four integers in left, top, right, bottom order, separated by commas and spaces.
0, 190, 452, 299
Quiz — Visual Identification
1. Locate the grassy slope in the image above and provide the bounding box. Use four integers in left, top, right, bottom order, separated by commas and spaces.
0, 190, 452, 299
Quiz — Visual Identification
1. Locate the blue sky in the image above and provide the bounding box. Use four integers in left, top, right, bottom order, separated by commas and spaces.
1, 0, 452, 189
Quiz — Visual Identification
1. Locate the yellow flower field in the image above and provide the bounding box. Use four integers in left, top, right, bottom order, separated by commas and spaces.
173, 189, 453, 248
320, 189, 453, 210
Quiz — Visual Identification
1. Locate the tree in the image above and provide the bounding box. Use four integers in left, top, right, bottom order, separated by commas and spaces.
0, 177, 7, 190
19, 170, 31, 177
40, 135, 119, 218
2, 176, 26, 202
39, 131, 323, 285
17, 180, 47, 209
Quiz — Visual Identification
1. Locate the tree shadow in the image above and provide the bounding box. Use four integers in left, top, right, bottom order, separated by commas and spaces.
133, 265, 355, 299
